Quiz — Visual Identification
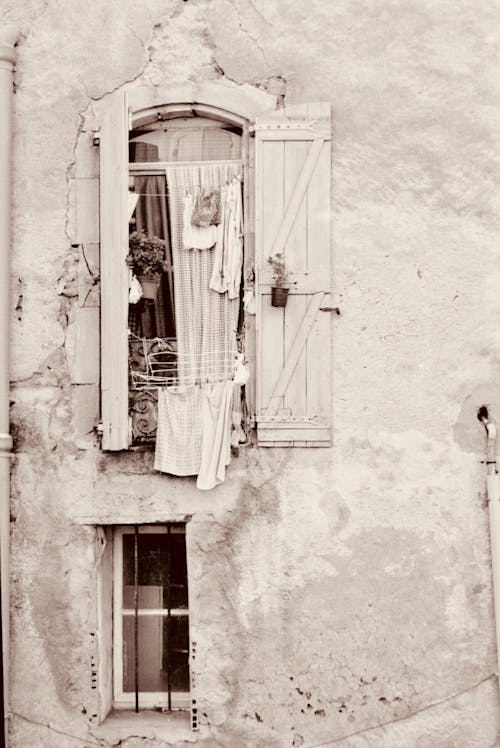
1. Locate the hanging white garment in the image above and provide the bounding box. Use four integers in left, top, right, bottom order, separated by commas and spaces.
209, 179, 243, 298
129, 271, 143, 304
231, 353, 249, 447
154, 386, 202, 476
182, 193, 217, 250
196, 380, 234, 490
226, 179, 244, 300
243, 288, 256, 315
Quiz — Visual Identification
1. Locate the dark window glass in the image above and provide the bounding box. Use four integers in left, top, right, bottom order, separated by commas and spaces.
122, 614, 189, 693
122, 531, 188, 609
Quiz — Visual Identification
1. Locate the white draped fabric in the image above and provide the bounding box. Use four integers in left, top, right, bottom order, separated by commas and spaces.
164, 161, 242, 387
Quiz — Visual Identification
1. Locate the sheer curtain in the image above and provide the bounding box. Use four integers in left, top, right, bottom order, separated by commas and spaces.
164, 161, 242, 386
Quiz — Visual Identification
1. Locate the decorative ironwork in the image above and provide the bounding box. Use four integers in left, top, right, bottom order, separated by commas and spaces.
129, 337, 175, 443
129, 389, 158, 442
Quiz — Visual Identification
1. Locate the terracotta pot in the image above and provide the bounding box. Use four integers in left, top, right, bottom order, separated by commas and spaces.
138, 276, 160, 301
271, 286, 289, 308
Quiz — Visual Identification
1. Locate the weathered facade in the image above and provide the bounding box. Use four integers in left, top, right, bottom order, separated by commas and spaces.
2, 1, 500, 746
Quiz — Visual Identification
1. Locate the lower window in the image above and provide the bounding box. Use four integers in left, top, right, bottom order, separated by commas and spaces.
112, 524, 190, 711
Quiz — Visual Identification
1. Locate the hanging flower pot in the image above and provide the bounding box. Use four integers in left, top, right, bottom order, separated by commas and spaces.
138, 276, 160, 301
128, 231, 166, 303
268, 253, 290, 308
271, 286, 289, 308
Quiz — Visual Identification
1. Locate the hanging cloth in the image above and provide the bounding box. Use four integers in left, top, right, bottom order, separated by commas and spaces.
191, 187, 221, 227
164, 160, 242, 387
154, 386, 202, 476
209, 178, 244, 299
196, 380, 234, 490
182, 192, 217, 250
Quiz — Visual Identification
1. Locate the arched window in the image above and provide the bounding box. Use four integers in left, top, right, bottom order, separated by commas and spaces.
99, 87, 333, 459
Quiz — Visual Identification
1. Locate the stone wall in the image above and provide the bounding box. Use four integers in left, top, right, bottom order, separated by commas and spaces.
2, 0, 500, 745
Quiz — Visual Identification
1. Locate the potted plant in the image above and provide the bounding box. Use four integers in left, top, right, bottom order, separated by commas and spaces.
268, 252, 290, 307
128, 231, 166, 300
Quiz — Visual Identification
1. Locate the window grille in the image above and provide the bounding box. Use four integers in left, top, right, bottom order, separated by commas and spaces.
113, 524, 190, 712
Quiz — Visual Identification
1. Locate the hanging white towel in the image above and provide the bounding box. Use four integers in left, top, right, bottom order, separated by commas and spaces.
154, 386, 202, 476
182, 193, 217, 250
196, 380, 234, 490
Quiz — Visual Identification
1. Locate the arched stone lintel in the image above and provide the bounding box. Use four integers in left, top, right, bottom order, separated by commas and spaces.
128, 80, 276, 128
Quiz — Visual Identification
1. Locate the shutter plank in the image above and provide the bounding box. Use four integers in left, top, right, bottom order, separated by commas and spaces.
100, 91, 130, 450
256, 138, 285, 415
284, 294, 307, 417
284, 139, 308, 274
283, 139, 308, 417
305, 129, 332, 424
307, 138, 331, 279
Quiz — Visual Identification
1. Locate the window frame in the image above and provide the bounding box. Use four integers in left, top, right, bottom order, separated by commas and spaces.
112, 524, 190, 711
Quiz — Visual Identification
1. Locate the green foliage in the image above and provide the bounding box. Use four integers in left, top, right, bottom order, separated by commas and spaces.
128, 231, 166, 279
267, 252, 289, 287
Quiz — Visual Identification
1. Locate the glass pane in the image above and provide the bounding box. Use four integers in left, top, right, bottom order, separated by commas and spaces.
129, 174, 175, 340
122, 532, 188, 609
123, 614, 189, 693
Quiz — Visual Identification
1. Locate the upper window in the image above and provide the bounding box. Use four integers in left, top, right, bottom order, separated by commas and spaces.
99, 92, 333, 463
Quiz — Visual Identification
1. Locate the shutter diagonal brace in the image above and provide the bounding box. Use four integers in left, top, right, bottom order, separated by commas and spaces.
268, 135, 325, 257
263, 291, 325, 418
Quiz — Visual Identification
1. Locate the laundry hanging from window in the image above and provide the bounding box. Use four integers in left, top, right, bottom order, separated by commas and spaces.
141, 159, 245, 490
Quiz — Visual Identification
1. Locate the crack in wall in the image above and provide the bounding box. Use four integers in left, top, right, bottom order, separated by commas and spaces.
304, 673, 496, 748
11, 710, 103, 746
65, 16, 165, 241
219, 0, 272, 75
247, 0, 274, 28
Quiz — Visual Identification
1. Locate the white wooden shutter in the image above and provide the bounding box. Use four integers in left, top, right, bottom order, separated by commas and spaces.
255, 103, 332, 447
99, 91, 130, 450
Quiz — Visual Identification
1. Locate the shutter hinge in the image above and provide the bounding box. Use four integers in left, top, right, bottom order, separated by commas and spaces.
92, 131, 100, 147
319, 306, 341, 315
96, 422, 103, 434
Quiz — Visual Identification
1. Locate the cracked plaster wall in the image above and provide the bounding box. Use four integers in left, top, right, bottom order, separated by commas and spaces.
3, 0, 500, 746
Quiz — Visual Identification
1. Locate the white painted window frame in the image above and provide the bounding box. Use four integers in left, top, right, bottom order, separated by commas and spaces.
113, 524, 190, 711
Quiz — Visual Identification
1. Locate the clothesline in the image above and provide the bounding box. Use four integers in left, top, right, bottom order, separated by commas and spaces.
130, 158, 242, 168
130, 174, 242, 199
129, 334, 240, 389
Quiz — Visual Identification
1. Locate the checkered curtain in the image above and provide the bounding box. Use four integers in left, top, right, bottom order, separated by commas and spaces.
164, 161, 242, 386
